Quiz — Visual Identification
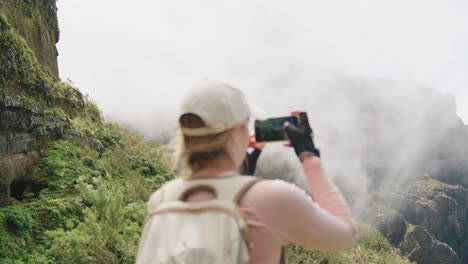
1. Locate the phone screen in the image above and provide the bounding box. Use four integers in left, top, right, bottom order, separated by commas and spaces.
255, 116, 298, 142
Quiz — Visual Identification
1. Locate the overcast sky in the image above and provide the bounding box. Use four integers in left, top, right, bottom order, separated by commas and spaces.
56, 0, 468, 127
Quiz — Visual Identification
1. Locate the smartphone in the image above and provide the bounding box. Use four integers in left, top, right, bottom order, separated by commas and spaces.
255, 115, 298, 142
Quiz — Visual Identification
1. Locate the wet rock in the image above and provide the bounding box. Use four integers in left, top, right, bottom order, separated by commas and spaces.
400, 226, 459, 264
0, 132, 35, 159
0, 0, 84, 205
33, 80, 53, 97
3, 95, 43, 114
401, 178, 467, 242
0, 99, 70, 202
0, 151, 40, 207
32, 112, 69, 136
0, 111, 67, 137
374, 210, 407, 246
0, 110, 33, 130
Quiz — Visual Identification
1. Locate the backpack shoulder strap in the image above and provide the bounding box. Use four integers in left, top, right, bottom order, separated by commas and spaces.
161, 176, 262, 203
231, 176, 262, 204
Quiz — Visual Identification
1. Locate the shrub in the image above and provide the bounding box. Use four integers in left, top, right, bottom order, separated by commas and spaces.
46, 177, 146, 263
4, 209, 32, 237
141, 163, 157, 177
82, 156, 96, 170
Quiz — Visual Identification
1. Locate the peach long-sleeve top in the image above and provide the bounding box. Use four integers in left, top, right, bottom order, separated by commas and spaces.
147, 156, 357, 264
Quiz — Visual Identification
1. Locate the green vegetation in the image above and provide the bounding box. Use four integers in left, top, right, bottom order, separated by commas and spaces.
0, 11, 83, 113
46, 177, 146, 263
287, 224, 414, 264
0, 12, 43, 88
4, 208, 31, 237
0, 115, 172, 263
0, 0, 60, 75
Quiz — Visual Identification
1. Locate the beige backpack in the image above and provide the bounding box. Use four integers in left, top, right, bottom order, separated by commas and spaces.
136, 176, 261, 264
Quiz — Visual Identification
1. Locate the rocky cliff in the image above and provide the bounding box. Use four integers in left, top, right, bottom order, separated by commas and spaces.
0, 0, 88, 206
0, 0, 59, 76
346, 81, 468, 263
363, 176, 468, 263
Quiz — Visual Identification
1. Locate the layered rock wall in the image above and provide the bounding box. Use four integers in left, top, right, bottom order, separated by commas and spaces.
0, 2, 84, 206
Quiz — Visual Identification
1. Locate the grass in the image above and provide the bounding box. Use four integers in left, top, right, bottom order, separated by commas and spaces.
0, 11, 83, 114
0, 119, 172, 263
287, 223, 413, 264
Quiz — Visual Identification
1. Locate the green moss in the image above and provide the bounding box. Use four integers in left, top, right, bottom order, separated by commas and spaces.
0, 11, 84, 114
1, 0, 59, 75
50, 81, 85, 109
3, 92, 44, 112
0, 12, 41, 89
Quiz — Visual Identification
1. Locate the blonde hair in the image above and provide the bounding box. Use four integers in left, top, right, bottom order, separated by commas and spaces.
174, 114, 234, 177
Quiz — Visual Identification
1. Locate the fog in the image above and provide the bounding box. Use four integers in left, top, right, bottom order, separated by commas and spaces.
56, 0, 468, 212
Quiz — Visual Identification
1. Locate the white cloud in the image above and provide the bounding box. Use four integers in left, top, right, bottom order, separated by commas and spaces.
56, 0, 468, 130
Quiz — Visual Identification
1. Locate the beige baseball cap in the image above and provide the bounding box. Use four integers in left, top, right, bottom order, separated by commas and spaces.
179, 81, 251, 136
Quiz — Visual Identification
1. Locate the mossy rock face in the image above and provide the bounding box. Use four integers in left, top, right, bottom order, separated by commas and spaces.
360, 176, 467, 263
0, 12, 84, 110
0, 0, 59, 76
0, 9, 90, 204
384, 177, 468, 263
400, 178, 466, 243
400, 226, 459, 264
374, 210, 407, 247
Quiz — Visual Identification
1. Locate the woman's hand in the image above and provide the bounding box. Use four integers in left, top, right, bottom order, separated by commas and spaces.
284, 111, 320, 159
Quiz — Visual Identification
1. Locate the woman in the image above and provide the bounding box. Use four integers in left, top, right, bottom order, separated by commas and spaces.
146, 81, 357, 263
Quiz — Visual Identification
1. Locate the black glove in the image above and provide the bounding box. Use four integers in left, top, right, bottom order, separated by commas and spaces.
285, 112, 320, 158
